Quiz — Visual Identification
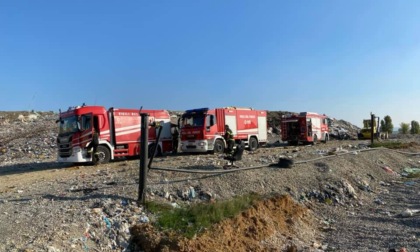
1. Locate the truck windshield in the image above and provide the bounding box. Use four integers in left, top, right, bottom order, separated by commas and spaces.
58, 116, 79, 134
181, 114, 205, 127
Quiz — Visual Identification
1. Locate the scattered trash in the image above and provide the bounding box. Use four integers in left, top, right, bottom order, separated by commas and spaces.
47, 246, 59, 252
314, 162, 330, 173
374, 198, 385, 205
140, 215, 150, 223
92, 208, 102, 214
171, 202, 180, 208
342, 180, 357, 198
200, 191, 213, 201
401, 167, 420, 178
379, 181, 390, 186
358, 143, 369, 149
103, 215, 112, 229
81, 236, 89, 252
400, 208, 420, 218
355, 179, 372, 192
404, 181, 416, 186
164, 191, 170, 200
381, 166, 398, 176
69, 186, 99, 194
189, 186, 196, 199
329, 147, 349, 154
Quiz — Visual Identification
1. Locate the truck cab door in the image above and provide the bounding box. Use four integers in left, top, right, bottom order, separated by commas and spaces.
79, 113, 94, 149
206, 115, 214, 131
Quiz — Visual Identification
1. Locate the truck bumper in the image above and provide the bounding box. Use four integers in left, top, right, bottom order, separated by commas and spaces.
181, 140, 209, 153
57, 146, 91, 163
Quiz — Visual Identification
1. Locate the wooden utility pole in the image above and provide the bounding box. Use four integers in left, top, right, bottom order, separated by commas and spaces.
138, 113, 149, 206
370, 112, 375, 145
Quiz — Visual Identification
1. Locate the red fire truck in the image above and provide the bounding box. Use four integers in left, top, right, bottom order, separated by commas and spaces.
56, 105, 173, 164
180, 107, 267, 153
281, 112, 330, 145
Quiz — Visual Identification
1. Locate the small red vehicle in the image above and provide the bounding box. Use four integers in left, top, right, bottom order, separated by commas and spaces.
281, 112, 330, 145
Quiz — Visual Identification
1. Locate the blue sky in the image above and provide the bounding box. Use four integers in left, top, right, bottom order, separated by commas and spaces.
1, 0, 419, 127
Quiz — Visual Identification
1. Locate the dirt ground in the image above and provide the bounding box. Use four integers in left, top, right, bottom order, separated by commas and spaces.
1, 114, 420, 251
127, 142, 420, 252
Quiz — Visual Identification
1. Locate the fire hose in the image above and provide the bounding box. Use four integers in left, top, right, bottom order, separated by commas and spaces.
148, 146, 420, 175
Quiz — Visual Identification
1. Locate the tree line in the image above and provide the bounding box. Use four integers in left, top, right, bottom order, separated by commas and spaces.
380, 115, 420, 134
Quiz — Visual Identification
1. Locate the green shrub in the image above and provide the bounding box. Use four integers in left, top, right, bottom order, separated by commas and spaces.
145, 193, 261, 238
400, 123, 410, 134
381, 115, 394, 134
410, 120, 420, 134
370, 141, 406, 149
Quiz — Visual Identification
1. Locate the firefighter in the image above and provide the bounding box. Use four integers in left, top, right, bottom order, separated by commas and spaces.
171, 122, 180, 154
224, 124, 235, 154
87, 129, 99, 163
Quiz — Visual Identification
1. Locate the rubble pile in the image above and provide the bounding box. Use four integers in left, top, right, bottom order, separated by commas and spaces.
328, 118, 360, 140
0, 111, 57, 164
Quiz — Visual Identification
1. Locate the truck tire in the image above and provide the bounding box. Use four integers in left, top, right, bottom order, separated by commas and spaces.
248, 137, 258, 151
94, 145, 111, 164
213, 139, 225, 154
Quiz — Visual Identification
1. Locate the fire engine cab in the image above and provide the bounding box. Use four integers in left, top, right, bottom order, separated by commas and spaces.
180, 107, 267, 153
281, 112, 330, 145
56, 105, 173, 164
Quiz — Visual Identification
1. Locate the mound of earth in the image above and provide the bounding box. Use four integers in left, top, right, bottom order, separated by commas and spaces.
130, 194, 318, 252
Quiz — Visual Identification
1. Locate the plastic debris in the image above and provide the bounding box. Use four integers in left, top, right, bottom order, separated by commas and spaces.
401, 167, 420, 178
189, 186, 196, 199
400, 208, 420, 218
404, 181, 416, 186
103, 215, 112, 229
140, 215, 149, 223
381, 166, 398, 176
374, 198, 385, 205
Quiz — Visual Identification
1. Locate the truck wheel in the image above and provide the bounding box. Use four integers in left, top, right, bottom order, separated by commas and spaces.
94, 145, 111, 164
213, 139, 225, 154
248, 137, 258, 151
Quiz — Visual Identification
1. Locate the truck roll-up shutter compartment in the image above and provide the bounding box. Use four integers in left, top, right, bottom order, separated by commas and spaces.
216, 108, 225, 133
108, 108, 117, 147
